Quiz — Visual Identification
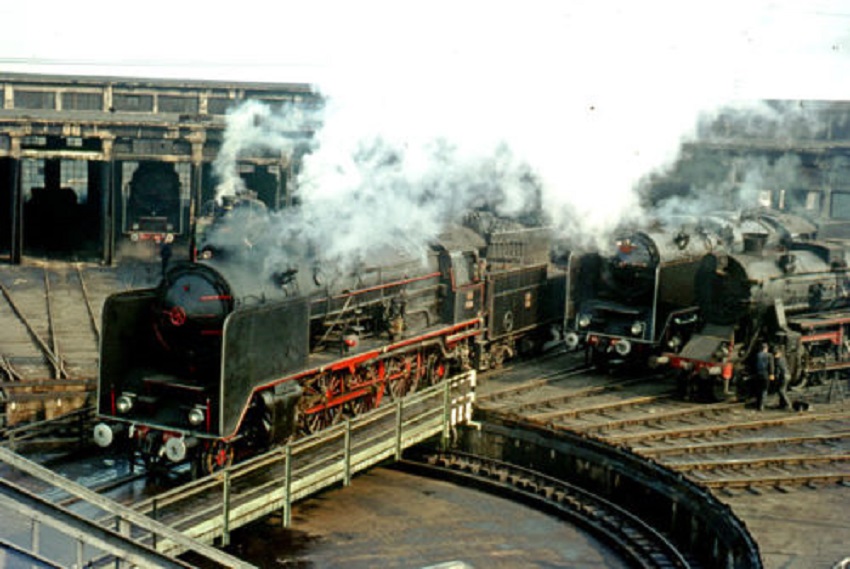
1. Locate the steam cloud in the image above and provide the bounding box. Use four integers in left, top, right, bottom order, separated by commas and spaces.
207, 1, 850, 267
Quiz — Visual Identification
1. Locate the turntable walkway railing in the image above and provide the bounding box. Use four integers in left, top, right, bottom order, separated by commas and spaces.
0, 371, 475, 567
131, 371, 477, 557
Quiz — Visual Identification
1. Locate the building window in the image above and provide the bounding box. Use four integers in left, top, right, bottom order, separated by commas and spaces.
112, 93, 154, 112
830, 192, 850, 220
14, 90, 56, 110
61, 160, 89, 203
61, 91, 103, 111
158, 95, 199, 114
21, 159, 44, 201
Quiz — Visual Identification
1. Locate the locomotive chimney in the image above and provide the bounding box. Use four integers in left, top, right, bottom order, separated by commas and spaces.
743, 232, 768, 255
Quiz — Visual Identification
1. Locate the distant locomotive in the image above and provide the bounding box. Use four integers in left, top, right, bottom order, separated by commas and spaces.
124, 162, 183, 243
93, 205, 570, 476
656, 212, 850, 400
566, 222, 725, 369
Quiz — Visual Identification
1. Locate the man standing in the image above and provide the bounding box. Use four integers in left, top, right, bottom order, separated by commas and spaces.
773, 347, 793, 410
755, 342, 773, 411
160, 240, 173, 276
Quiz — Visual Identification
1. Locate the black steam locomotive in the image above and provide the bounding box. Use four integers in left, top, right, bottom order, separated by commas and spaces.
93, 206, 570, 476
656, 212, 850, 400
566, 222, 725, 369
124, 162, 183, 244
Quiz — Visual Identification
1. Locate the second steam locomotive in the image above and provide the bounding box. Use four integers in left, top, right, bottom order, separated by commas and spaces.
93, 205, 571, 476
567, 209, 850, 400
658, 212, 850, 399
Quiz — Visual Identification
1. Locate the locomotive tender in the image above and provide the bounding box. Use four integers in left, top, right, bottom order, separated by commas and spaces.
93, 208, 570, 476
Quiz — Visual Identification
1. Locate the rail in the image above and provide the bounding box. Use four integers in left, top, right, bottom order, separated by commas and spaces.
0, 371, 475, 566
0, 405, 94, 451
0, 446, 254, 568
128, 371, 476, 556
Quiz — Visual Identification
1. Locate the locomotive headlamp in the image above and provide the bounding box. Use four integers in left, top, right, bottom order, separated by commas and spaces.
630, 321, 645, 336
164, 435, 198, 463
667, 335, 682, 350
188, 406, 206, 426
578, 314, 592, 328
116, 393, 135, 414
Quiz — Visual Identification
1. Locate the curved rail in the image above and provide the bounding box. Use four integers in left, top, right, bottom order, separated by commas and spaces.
400, 450, 690, 569
464, 411, 763, 568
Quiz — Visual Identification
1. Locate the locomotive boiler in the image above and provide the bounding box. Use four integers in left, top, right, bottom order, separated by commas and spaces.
566, 224, 724, 369
93, 207, 570, 476
657, 213, 850, 400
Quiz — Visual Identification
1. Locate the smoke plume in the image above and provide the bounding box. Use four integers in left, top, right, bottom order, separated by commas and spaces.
208, 1, 850, 267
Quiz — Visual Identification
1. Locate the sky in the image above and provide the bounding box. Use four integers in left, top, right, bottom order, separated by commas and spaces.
2, 1, 848, 98
3, 0, 850, 256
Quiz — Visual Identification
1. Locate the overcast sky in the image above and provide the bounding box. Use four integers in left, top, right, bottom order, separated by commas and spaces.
1, 0, 849, 99
4, 0, 850, 241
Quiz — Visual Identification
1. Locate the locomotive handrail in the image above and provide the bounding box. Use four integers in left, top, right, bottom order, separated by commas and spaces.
656, 304, 700, 341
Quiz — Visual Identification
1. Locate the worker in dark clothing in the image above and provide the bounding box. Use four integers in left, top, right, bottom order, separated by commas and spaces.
160, 241, 173, 276
754, 342, 773, 411
773, 347, 793, 410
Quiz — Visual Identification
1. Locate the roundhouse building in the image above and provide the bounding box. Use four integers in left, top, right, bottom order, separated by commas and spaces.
3, 74, 850, 264
649, 100, 850, 233
0, 72, 319, 264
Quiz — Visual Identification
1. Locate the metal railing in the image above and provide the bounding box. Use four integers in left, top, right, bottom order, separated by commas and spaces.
1, 405, 94, 451
130, 371, 477, 556
0, 445, 254, 568
0, 371, 475, 566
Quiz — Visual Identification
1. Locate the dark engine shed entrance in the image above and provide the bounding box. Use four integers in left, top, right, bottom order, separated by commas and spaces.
0, 72, 318, 265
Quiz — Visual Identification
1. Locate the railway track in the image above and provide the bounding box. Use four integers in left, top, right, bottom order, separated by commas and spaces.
0, 260, 159, 426
400, 450, 693, 569
479, 357, 850, 493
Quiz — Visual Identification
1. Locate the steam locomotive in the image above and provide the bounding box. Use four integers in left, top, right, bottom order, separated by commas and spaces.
565, 221, 726, 370
565, 208, 849, 399
93, 205, 570, 476
656, 212, 850, 400
124, 162, 183, 243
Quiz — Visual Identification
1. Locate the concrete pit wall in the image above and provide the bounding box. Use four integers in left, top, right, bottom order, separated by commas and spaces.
457, 412, 762, 569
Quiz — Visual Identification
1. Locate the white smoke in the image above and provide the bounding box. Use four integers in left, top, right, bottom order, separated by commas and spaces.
207, 0, 850, 265
213, 100, 318, 198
